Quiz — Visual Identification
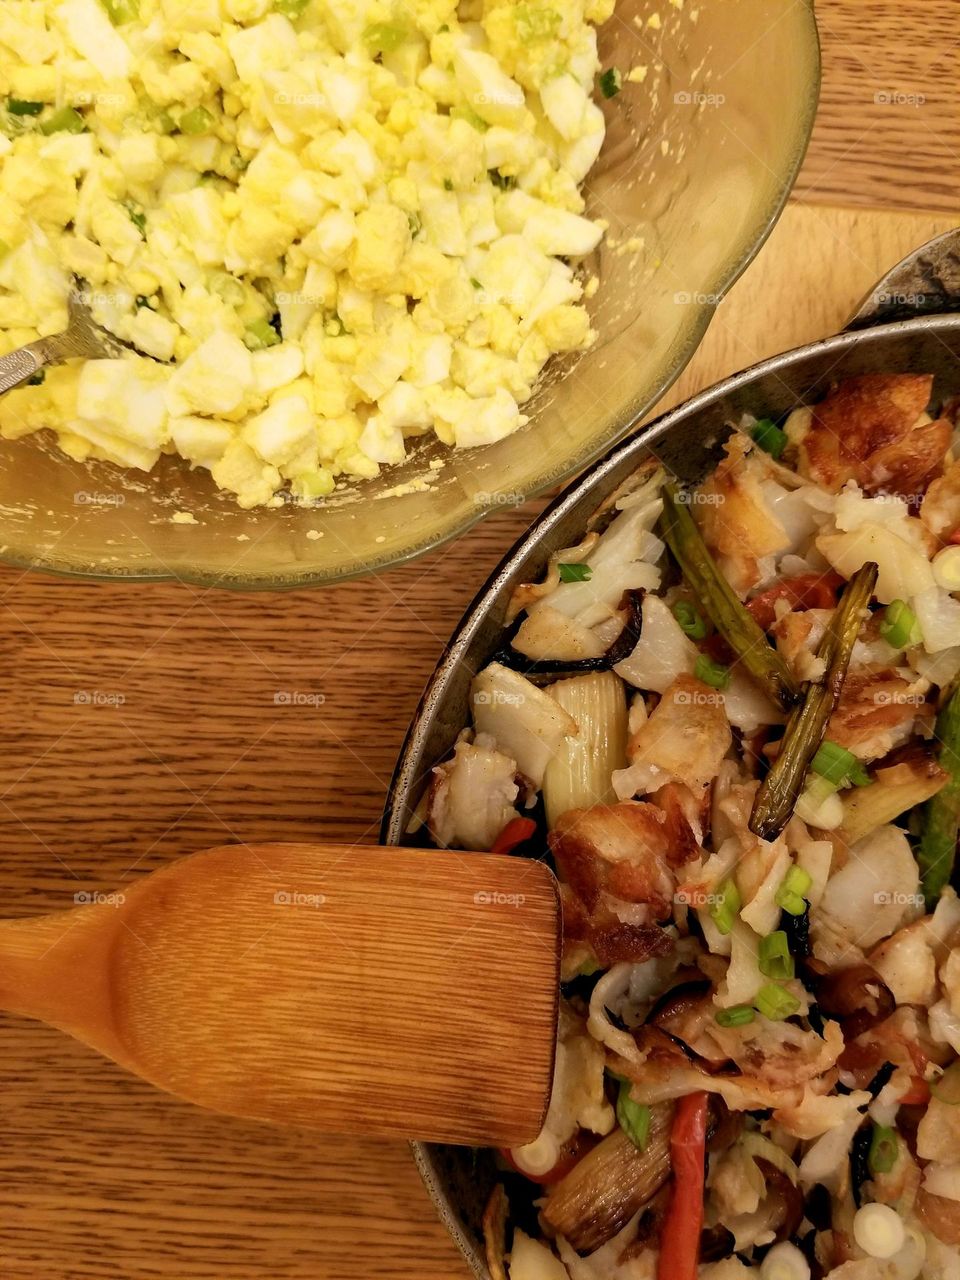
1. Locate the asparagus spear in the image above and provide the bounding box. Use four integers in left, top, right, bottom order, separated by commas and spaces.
918, 681, 960, 905
749, 561, 878, 841
658, 483, 799, 710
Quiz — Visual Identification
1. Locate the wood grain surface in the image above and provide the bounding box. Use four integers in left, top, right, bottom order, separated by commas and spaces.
0, 3, 958, 1277
0, 844, 560, 1148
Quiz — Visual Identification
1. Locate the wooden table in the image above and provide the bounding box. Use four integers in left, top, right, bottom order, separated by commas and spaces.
1, 4, 958, 1277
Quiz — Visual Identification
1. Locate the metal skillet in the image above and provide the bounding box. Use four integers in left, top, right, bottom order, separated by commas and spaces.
381, 227, 960, 1280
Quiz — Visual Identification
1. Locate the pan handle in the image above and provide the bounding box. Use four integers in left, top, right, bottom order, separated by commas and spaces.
847, 226, 960, 330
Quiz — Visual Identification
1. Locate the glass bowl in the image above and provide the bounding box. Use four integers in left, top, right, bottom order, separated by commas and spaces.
0, 0, 819, 588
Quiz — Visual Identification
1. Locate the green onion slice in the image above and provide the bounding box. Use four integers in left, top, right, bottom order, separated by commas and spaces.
868, 1124, 899, 1175
755, 983, 801, 1022
752, 418, 788, 460
557, 562, 592, 583
931, 1062, 960, 1105
695, 653, 730, 690
811, 740, 871, 787
775, 865, 812, 916
758, 930, 795, 981
715, 1004, 756, 1028
673, 600, 707, 639
879, 599, 920, 650
709, 879, 741, 936
616, 1079, 651, 1150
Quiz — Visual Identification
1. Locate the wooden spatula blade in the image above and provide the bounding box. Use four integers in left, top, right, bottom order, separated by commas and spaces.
0, 844, 561, 1147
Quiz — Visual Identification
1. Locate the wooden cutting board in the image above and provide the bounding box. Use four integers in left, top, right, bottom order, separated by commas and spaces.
1, 0, 959, 1265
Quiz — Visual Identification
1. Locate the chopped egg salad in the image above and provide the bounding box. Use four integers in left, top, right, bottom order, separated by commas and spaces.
0, 0, 615, 507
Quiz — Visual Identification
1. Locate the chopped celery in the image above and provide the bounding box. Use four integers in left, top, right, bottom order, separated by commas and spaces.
244, 317, 281, 350
101, 0, 140, 23
123, 201, 147, 234
179, 106, 215, 135
515, 5, 561, 42
363, 21, 409, 53
7, 99, 43, 116
39, 107, 85, 135
598, 68, 622, 98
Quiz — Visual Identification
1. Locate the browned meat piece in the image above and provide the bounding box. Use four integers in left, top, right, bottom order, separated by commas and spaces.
826, 667, 924, 759
550, 802, 677, 916
795, 373, 949, 498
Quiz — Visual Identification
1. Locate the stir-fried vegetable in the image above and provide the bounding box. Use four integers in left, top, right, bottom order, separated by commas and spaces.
811, 740, 871, 787
918, 680, 960, 904
750, 561, 879, 840
752, 417, 788, 460
695, 653, 730, 690
659, 484, 799, 710
839, 753, 948, 845
499, 589, 645, 678
489, 817, 537, 858
616, 1078, 651, 1150
868, 1124, 899, 1175
880, 598, 921, 649
657, 1092, 708, 1280
429, 374, 960, 1279
542, 1106, 675, 1253
672, 600, 707, 639
758, 931, 795, 980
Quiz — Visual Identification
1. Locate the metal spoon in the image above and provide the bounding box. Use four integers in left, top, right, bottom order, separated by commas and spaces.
0, 286, 143, 396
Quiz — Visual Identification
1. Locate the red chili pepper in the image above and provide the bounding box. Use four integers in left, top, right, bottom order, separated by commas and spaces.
746, 572, 845, 631
949, 527, 960, 546
490, 816, 537, 857
657, 1091, 709, 1280
899, 1077, 931, 1106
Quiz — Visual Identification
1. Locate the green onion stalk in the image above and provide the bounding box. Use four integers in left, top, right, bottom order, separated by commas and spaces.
918, 679, 960, 905
658, 483, 799, 711
749, 561, 879, 841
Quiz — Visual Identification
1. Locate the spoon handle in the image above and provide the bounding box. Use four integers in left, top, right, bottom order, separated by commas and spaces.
0, 343, 46, 396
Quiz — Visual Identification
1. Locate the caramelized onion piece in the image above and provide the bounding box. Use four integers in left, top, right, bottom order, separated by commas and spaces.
541, 1103, 675, 1254
482, 1184, 509, 1280
699, 1225, 736, 1263
917, 1188, 960, 1247
498, 590, 646, 678
755, 1158, 805, 1243
812, 964, 895, 1041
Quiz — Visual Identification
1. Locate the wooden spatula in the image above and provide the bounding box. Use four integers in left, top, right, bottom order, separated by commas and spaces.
0, 843, 560, 1147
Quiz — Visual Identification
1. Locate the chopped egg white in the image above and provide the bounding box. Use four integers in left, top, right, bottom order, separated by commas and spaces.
0, 0, 618, 506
